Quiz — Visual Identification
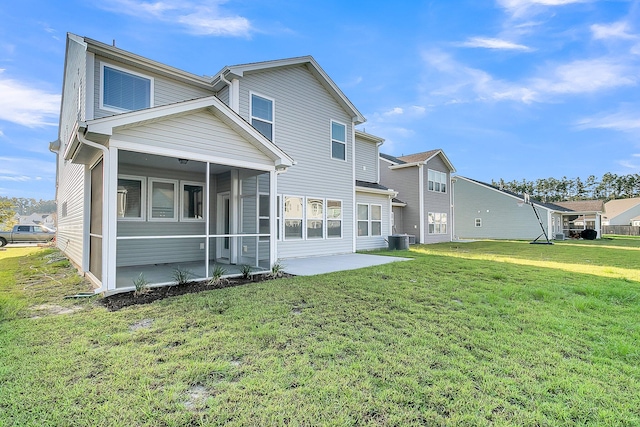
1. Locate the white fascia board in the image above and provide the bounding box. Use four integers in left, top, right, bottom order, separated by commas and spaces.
83, 36, 212, 90
392, 201, 407, 207
389, 161, 423, 170
356, 186, 398, 197
355, 130, 384, 144
422, 150, 457, 173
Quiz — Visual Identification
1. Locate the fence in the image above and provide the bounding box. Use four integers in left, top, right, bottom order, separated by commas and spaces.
602, 225, 640, 236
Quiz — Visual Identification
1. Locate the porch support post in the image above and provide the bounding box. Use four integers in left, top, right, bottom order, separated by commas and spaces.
230, 169, 239, 264
105, 146, 118, 292
269, 170, 277, 266
205, 162, 210, 277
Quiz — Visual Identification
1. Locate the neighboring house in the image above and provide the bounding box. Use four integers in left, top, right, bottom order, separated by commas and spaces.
451, 176, 602, 240
601, 197, 640, 225
51, 33, 395, 294
17, 213, 57, 229
554, 200, 604, 230
630, 215, 640, 227
379, 150, 456, 244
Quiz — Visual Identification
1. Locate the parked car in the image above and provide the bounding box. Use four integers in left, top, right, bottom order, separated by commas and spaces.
0, 225, 56, 246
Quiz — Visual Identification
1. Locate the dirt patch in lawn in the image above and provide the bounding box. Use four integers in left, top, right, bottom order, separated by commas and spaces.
30, 304, 83, 318
99, 273, 294, 312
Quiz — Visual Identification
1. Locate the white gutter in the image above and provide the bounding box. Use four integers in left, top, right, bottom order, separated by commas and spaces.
77, 130, 110, 294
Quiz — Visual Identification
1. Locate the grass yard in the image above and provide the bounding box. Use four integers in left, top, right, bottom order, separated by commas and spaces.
1, 239, 639, 426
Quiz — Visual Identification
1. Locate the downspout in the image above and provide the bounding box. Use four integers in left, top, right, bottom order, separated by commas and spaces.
218, 73, 239, 113
450, 177, 456, 241
418, 164, 425, 244
77, 130, 110, 294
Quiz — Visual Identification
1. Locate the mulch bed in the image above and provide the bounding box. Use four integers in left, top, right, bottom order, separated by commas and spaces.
99, 273, 294, 311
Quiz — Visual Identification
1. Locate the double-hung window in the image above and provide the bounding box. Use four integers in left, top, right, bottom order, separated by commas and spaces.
307, 198, 324, 239
428, 169, 447, 193
118, 175, 146, 220
357, 204, 382, 237
149, 178, 178, 221
101, 63, 153, 112
327, 200, 342, 238
475, 218, 482, 228
284, 196, 303, 239
428, 212, 448, 234
251, 93, 274, 141
331, 121, 346, 160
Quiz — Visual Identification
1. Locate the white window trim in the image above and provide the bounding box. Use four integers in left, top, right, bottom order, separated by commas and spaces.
428, 212, 448, 234
117, 175, 146, 221
357, 203, 382, 238
283, 195, 304, 240
475, 218, 482, 228
326, 199, 343, 239
330, 119, 348, 162
179, 181, 205, 222
99, 61, 154, 113
148, 178, 179, 222
250, 91, 275, 142
428, 169, 448, 194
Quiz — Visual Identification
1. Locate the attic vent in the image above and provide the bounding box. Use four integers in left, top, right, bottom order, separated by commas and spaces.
112, 39, 116, 47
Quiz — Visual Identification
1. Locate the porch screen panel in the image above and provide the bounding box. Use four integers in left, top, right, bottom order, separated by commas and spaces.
90, 160, 103, 280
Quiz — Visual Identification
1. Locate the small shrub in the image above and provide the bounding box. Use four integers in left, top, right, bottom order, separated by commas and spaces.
271, 260, 286, 278
208, 265, 227, 288
133, 273, 149, 297
172, 266, 194, 285
240, 264, 252, 280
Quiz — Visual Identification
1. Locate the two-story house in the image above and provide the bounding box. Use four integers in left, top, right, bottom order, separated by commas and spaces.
379, 150, 456, 244
51, 33, 395, 294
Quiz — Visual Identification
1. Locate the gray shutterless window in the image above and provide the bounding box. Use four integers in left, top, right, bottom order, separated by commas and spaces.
103, 66, 151, 111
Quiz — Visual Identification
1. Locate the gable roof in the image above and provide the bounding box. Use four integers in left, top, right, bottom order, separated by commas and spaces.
554, 200, 604, 212
603, 197, 640, 219
379, 152, 405, 164
67, 96, 294, 167
455, 176, 574, 212
211, 56, 366, 124
383, 149, 456, 172
355, 130, 384, 144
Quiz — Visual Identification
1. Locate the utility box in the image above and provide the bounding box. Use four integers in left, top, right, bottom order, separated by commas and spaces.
388, 234, 410, 250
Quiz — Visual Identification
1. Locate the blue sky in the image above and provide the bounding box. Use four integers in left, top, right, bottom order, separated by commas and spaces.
1, 0, 639, 201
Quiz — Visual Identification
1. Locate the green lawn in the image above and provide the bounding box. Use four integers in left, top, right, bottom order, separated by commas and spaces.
1, 240, 639, 426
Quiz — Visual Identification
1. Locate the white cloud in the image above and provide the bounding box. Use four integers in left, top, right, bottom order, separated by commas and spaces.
576, 110, 640, 132
422, 50, 638, 105
458, 37, 532, 51
384, 107, 404, 116
532, 59, 637, 96
498, 0, 589, 18
100, 0, 253, 37
591, 21, 636, 40
0, 72, 60, 127
0, 156, 55, 184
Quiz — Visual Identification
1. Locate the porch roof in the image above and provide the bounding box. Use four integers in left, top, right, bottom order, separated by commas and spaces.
66, 96, 294, 168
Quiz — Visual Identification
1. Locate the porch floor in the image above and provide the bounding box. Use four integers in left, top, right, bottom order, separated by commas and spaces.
116, 261, 268, 289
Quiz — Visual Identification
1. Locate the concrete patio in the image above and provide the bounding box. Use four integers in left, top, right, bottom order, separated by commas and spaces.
282, 253, 412, 276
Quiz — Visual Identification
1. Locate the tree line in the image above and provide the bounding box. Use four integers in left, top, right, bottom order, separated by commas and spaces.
491, 173, 640, 203
0, 197, 57, 216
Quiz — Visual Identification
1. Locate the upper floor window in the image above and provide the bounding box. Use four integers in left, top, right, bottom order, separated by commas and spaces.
331, 121, 347, 161
101, 63, 153, 112
251, 93, 274, 141
428, 169, 447, 193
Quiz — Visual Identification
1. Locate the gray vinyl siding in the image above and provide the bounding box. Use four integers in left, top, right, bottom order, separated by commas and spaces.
56, 37, 88, 267
423, 156, 452, 244
453, 177, 551, 240
392, 206, 404, 234
379, 160, 421, 240
355, 192, 391, 251
217, 85, 229, 106
355, 137, 378, 183
237, 65, 355, 258
92, 56, 213, 119
610, 204, 640, 225
113, 111, 274, 167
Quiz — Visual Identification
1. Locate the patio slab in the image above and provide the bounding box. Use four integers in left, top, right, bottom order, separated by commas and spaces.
282, 253, 412, 276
